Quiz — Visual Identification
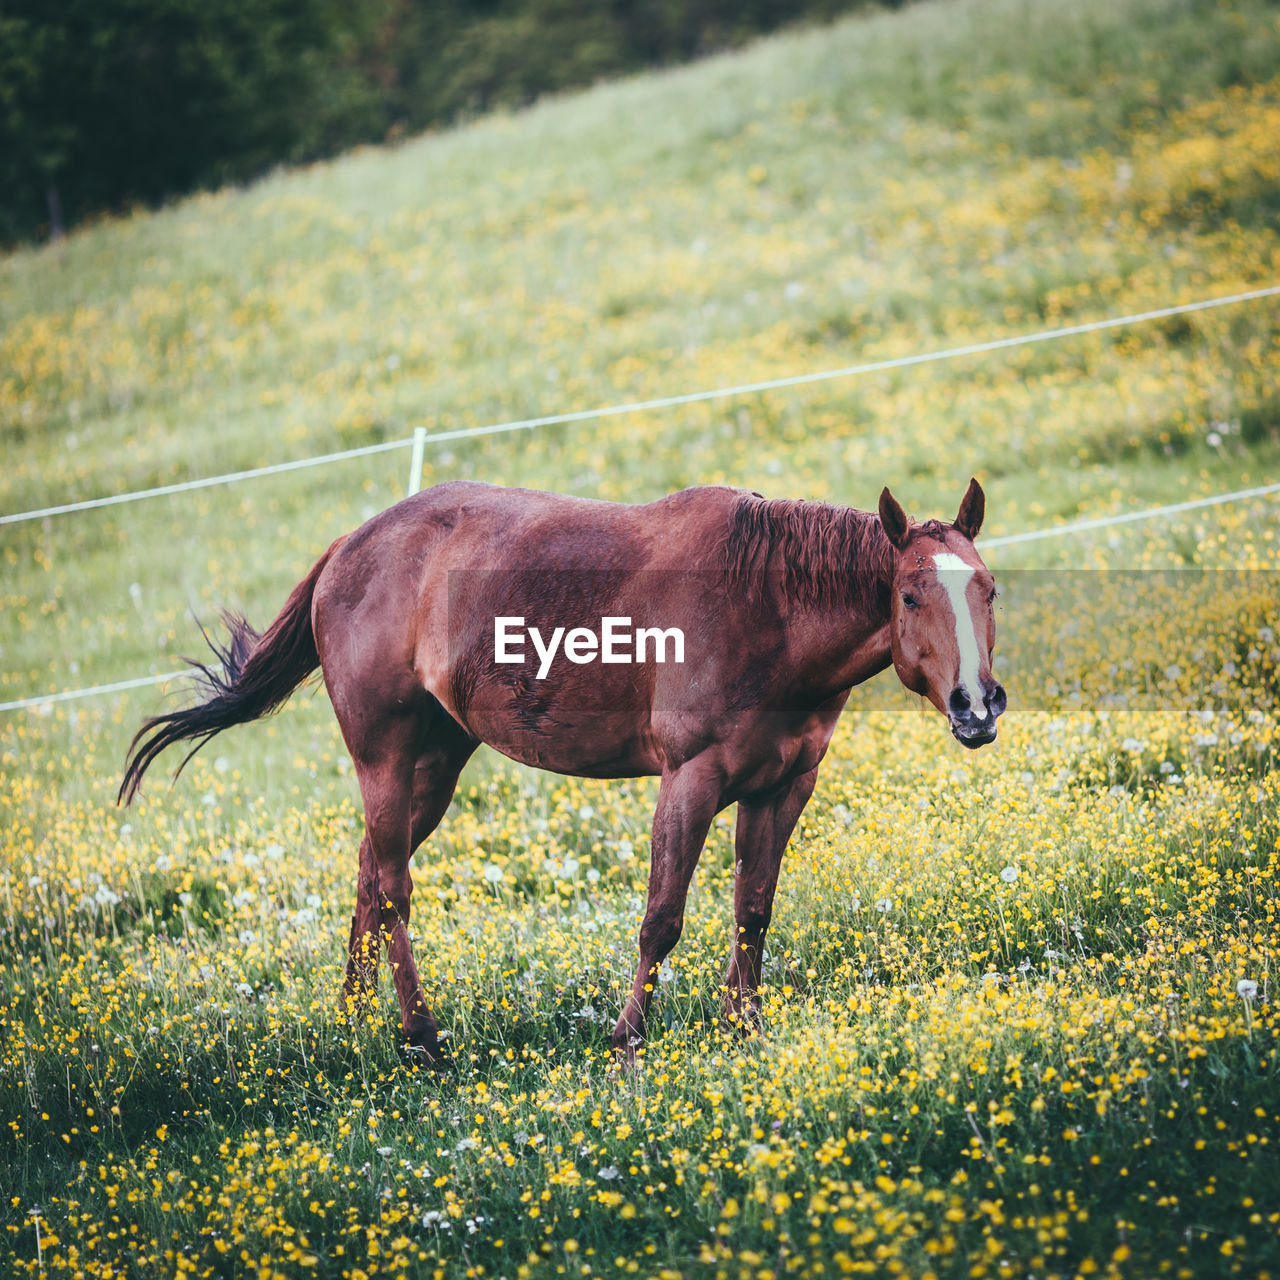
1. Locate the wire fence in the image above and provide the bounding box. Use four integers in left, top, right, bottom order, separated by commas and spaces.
3, 283, 1277, 527
3, 281, 1278, 711
0, 671, 190, 713
979, 479, 1280, 547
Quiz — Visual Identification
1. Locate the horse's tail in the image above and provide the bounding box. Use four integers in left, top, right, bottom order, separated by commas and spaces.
118, 536, 347, 805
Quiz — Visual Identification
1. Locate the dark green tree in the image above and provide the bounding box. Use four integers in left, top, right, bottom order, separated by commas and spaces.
0, 0, 380, 242
0, 0, 874, 244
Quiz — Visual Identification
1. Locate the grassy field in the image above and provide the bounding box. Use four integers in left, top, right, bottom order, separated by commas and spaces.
2, 0, 1280, 1275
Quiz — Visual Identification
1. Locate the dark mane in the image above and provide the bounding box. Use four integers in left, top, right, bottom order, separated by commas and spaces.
723, 495, 901, 615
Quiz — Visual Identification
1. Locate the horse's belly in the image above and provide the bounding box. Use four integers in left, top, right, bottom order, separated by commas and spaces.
465, 710, 664, 778
442, 666, 665, 778
487, 733, 662, 779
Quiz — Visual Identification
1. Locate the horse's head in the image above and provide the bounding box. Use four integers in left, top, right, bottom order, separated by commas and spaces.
878, 479, 1006, 749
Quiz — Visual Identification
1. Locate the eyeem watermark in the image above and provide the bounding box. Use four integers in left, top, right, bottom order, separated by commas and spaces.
495, 616, 685, 679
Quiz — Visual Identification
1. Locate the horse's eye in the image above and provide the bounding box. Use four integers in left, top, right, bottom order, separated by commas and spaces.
902, 593, 918, 610
987, 588, 998, 605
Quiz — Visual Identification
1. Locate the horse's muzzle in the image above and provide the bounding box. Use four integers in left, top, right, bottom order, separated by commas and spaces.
948, 681, 1006, 749
952, 719, 997, 748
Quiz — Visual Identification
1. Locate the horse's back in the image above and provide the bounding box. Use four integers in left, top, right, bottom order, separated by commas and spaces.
399, 479, 744, 558
312, 482, 749, 774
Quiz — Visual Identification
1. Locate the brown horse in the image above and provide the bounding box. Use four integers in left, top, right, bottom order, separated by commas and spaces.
120, 479, 1004, 1063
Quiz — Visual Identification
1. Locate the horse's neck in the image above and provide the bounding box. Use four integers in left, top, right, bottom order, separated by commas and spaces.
791, 602, 893, 700
720, 495, 896, 694
725, 498, 893, 611
796, 515, 895, 695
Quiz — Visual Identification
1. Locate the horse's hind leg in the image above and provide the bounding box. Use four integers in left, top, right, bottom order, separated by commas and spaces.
723, 765, 818, 1030
344, 709, 475, 1059
612, 757, 722, 1064
342, 836, 382, 1012
394, 725, 476, 1054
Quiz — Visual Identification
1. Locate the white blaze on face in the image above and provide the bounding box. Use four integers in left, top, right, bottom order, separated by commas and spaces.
932, 552, 985, 715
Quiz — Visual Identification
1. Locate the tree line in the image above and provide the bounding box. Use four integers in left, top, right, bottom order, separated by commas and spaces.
0, 0, 881, 245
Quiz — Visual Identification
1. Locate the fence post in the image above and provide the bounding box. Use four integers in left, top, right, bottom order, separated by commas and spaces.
407, 425, 427, 496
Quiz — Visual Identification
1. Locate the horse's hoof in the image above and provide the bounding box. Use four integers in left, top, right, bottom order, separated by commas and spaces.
721, 990, 764, 1037
399, 1029, 455, 1074
402, 1045, 455, 1074
610, 1032, 644, 1074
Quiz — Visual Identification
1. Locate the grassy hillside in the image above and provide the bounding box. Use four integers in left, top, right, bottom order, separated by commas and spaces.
3, 0, 1280, 703
2, 0, 1279, 1276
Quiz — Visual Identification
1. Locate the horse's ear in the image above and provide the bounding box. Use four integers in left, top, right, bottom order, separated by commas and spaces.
954, 477, 985, 541
878, 487, 911, 550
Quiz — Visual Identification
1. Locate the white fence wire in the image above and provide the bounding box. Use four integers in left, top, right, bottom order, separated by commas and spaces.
3, 284, 1277, 527
2, 282, 1278, 711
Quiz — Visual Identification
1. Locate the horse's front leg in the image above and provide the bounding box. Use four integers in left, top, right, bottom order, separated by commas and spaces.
612, 757, 723, 1065
723, 764, 819, 1031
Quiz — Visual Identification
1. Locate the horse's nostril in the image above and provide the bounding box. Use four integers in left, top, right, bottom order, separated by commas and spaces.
949, 687, 971, 715
988, 683, 1007, 715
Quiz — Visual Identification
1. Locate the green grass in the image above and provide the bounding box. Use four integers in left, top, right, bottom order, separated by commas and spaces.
2, 0, 1280, 1275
